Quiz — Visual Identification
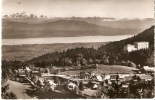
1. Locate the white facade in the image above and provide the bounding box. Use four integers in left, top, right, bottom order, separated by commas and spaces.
134, 42, 149, 50
124, 44, 137, 52
124, 42, 149, 52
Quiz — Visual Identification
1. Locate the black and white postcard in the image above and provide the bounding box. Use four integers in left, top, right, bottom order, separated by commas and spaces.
1, 0, 154, 99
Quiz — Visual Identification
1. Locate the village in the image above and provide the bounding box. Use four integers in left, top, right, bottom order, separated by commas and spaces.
2, 39, 154, 99
7, 63, 154, 99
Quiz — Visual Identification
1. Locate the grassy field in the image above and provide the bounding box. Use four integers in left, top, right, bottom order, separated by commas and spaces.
2, 42, 106, 61
59, 64, 137, 75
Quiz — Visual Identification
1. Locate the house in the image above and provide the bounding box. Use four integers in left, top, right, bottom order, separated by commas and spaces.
87, 81, 98, 89
95, 75, 103, 82
67, 82, 77, 91
31, 70, 39, 74
104, 75, 110, 80
37, 78, 45, 86
121, 82, 130, 89
124, 41, 149, 52
46, 80, 57, 91
141, 66, 155, 73
136, 74, 152, 82
110, 74, 119, 82
124, 76, 133, 82
79, 71, 90, 79
18, 68, 26, 76
51, 70, 60, 75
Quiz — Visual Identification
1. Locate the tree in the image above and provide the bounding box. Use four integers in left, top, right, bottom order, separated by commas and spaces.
128, 61, 136, 68
31, 75, 38, 84
88, 58, 93, 64
40, 15, 44, 18
74, 86, 79, 94
103, 58, 109, 64
25, 70, 30, 77
30, 14, 34, 18
81, 58, 87, 65
55, 77, 60, 85
2, 69, 8, 79
3, 15, 9, 18
79, 82, 84, 91
45, 68, 50, 73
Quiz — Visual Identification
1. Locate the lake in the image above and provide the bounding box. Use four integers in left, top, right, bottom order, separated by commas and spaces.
2, 35, 134, 45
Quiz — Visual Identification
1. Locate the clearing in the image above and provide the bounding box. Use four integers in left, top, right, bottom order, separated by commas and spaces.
3, 80, 33, 99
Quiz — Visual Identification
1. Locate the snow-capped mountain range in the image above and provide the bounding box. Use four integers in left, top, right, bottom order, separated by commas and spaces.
2, 12, 153, 21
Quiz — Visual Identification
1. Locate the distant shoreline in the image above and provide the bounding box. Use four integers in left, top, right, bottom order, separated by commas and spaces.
2, 35, 133, 45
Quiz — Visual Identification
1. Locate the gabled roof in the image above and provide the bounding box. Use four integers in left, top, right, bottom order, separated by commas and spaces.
32, 70, 39, 73
137, 74, 152, 80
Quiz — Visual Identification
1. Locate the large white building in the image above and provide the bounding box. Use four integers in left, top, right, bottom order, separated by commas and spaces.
124, 42, 149, 52
124, 44, 137, 52
134, 42, 149, 50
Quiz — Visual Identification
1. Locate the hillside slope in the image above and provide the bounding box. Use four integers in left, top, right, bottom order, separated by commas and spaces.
97, 26, 154, 66
98, 25, 154, 50
23, 26, 154, 67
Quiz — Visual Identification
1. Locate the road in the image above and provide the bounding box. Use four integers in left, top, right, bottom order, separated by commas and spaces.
4, 80, 33, 99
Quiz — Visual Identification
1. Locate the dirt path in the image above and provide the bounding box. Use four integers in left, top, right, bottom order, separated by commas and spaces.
4, 80, 33, 99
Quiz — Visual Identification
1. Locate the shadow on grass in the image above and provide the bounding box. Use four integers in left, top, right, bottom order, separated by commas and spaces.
38, 91, 87, 99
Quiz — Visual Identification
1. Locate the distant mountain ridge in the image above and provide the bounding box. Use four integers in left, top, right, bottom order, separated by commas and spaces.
3, 12, 153, 30
3, 12, 153, 21
3, 20, 109, 30
2, 19, 146, 39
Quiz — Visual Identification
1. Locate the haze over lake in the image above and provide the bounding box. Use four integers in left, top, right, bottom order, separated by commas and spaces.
2, 35, 133, 45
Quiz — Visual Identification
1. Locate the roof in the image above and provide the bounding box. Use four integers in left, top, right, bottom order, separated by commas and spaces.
68, 82, 76, 86
96, 75, 103, 81
41, 73, 55, 77
134, 41, 149, 44
18, 69, 25, 72
137, 74, 152, 80
110, 75, 118, 80
142, 66, 155, 72
124, 76, 133, 81
32, 71, 39, 73
51, 70, 59, 73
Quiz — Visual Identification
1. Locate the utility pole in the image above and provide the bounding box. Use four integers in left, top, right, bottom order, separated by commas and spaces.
96, 63, 98, 74
116, 72, 119, 98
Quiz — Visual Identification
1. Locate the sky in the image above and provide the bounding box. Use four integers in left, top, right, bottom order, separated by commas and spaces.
2, 0, 154, 18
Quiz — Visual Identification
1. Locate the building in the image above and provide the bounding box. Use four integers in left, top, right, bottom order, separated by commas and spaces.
124, 44, 137, 52
134, 42, 149, 50
141, 66, 155, 73
110, 74, 119, 82
136, 74, 152, 82
124, 41, 149, 52
31, 70, 39, 75
18, 68, 26, 76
